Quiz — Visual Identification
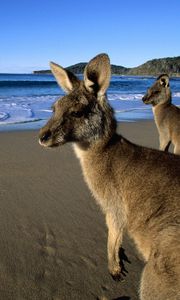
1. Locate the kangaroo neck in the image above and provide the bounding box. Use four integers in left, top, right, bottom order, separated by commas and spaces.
73, 131, 118, 160
153, 101, 172, 114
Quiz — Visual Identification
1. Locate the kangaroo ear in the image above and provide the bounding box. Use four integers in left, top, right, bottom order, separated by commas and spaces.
84, 53, 111, 97
159, 74, 169, 88
50, 62, 80, 93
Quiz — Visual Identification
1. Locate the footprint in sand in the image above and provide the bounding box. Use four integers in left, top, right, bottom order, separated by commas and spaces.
37, 225, 59, 272
43, 227, 58, 262
45, 230, 57, 257
80, 255, 97, 269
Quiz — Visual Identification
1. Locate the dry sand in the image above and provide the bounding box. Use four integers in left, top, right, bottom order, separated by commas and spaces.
0, 120, 163, 300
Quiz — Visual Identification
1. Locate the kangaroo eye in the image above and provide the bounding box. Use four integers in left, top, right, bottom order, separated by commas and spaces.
71, 111, 83, 118
153, 91, 160, 95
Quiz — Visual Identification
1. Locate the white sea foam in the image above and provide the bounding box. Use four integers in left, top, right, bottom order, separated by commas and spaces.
108, 93, 144, 101
0, 91, 179, 127
173, 92, 180, 98
0, 112, 9, 121
0, 95, 57, 125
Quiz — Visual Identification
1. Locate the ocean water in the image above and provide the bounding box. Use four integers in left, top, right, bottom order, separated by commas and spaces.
0, 73, 180, 131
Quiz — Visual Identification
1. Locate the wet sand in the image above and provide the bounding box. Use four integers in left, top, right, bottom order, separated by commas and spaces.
0, 120, 160, 299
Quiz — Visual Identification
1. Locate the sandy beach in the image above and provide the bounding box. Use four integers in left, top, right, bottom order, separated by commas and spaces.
0, 120, 162, 299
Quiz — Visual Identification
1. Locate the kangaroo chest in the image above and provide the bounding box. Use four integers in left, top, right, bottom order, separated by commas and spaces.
73, 145, 121, 213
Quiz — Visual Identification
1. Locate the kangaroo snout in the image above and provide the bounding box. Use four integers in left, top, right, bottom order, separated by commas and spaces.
39, 129, 52, 146
40, 130, 51, 142
142, 94, 149, 104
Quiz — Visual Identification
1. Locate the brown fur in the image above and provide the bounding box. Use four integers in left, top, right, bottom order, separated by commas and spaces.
39, 54, 180, 299
142, 74, 180, 155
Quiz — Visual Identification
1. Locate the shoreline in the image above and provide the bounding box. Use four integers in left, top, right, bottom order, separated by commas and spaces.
0, 118, 154, 133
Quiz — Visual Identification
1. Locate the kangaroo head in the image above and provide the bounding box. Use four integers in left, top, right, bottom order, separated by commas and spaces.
142, 74, 171, 106
39, 54, 116, 148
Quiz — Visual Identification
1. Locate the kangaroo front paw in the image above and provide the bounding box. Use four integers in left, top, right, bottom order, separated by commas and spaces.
109, 260, 128, 282
109, 264, 125, 282
111, 271, 125, 282
110, 269, 127, 282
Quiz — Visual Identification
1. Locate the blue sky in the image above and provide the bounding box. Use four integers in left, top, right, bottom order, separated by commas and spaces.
0, 0, 180, 73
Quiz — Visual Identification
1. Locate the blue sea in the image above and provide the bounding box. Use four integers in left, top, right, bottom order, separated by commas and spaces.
0, 74, 180, 131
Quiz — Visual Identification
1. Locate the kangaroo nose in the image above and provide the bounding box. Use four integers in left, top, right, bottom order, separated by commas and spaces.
40, 130, 52, 143
142, 95, 147, 102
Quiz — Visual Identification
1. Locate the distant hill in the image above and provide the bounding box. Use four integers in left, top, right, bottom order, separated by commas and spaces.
34, 56, 180, 77
33, 63, 129, 75
127, 57, 180, 76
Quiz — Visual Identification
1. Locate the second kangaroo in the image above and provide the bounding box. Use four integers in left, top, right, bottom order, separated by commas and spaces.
142, 74, 180, 154
39, 54, 180, 300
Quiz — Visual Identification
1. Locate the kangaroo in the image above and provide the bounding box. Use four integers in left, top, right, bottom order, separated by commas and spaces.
39, 54, 180, 300
142, 74, 180, 155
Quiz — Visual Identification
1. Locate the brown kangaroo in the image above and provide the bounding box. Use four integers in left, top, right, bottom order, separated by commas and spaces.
39, 54, 180, 300
142, 74, 180, 155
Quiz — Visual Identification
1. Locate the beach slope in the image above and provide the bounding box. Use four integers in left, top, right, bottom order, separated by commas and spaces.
0, 121, 159, 299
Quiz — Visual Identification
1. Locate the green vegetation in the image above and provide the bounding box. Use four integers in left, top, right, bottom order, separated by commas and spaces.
34, 56, 180, 76
127, 57, 180, 76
